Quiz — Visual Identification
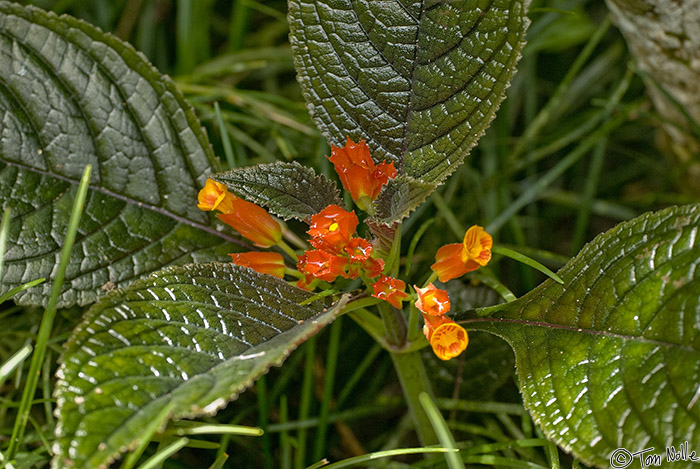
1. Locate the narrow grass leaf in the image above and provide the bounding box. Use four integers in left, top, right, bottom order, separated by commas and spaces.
120, 401, 177, 469
320, 447, 456, 469
7, 165, 91, 459
419, 392, 464, 469
492, 246, 564, 284
0, 345, 32, 389
136, 437, 190, 469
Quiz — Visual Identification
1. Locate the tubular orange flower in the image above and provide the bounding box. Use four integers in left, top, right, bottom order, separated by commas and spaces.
431, 225, 493, 282
308, 205, 358, 252
422, 314, 469, 361
218, 197, 282, 248
343, 238, 385, 278
414, 283, 450, 316
328, 137, 397, 210
371, 275, 409, 309
297, 249, 349, 283
229, 252, 286, 278
197, 179, 236, 213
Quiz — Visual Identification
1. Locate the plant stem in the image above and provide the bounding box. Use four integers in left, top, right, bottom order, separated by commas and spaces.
389, 350, 439, 446
376, 302, 439, 446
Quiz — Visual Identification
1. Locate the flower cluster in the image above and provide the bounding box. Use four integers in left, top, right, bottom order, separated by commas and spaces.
414, 284, 468, 361
196, 137, 493, 362
297, 204, 386, 287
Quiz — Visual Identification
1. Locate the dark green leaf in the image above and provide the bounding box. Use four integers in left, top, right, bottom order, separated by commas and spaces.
461, 204, 700, 466
372, 174, 436, 225
54, 263, 345, 469
289, 0, 529, 185
0, 3, 235, 307
214, 161, 342, 221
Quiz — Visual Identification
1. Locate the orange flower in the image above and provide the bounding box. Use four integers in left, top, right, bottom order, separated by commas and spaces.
414, 283, 450, 316
343, 238, 385, 279
371, 275, 409, 309
218, 197, 282, 248
297, 249, 349, 283
328, 137, 397, 210
197, 179, 236, 213
422, 315, 468, 361
308, 205, 358, 253
229, 252, 286, 278
431, 225, 493, 282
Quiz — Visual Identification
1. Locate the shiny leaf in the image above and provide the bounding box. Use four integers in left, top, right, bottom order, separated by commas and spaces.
461, 204, 700, 466
0, 3, 233, 307
214, 161, 342, 221
289, 0, 530, 222
54, 263, 344, 469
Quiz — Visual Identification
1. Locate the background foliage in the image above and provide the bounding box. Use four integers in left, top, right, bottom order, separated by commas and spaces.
1, 0, 698, 467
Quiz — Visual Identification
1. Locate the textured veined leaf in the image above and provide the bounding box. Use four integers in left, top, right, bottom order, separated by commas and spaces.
54, 263, 345, 469
461, 204, 700, 466
289, 0, 530, 214
214, 161, 342, 221
0, 2, 234, 307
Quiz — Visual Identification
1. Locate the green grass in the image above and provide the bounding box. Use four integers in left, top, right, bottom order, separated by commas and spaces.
1, 0, 694, 468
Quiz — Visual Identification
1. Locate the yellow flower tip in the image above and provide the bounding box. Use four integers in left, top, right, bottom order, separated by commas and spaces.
463, 225, 493, 267
430, 322, 468, 361
197, 179, 236, 213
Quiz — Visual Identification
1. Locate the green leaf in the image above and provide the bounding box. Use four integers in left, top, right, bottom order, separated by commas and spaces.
372, 175, 436, 225
0, 3, 234, 307
288, 0, 530, 183
461, 204, 700, 466
214, 161, 342, 221
54, 263, 345, 469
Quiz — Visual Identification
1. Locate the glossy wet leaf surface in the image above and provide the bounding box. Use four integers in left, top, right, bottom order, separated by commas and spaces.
461, 204, 700, 466
214, 161, 341, 221
289, 0, 529, 192
0, 3, 231, 307
54, 263, 343, 469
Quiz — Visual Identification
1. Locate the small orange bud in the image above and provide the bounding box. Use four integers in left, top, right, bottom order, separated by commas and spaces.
218, 198, 282, 248
328, 138, 397, 210
197, 179, 235, 213
414, 283, 450, 316
229, 252, 286, 278
371, 275, 409, 309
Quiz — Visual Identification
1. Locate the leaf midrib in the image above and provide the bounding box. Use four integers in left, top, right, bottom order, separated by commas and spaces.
0, 11, 236, 246
1, 159, 242, 246
462, 316, 698, 352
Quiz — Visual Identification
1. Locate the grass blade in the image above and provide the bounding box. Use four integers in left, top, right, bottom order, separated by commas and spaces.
6, 164, 92, 459
419, 392, 464, 469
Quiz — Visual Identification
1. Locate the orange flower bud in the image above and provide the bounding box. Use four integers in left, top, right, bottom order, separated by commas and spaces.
328, 137, 397, 210
414, 283, 450, 316
297, 249, 349, 283
431, 225, 493, 282
371, 275, 409, 309
197, 179, 236, 213
229, 252, 286, 278
423, 317, 469, 361
308, 205, 358, 253
218, 197, 282, 248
